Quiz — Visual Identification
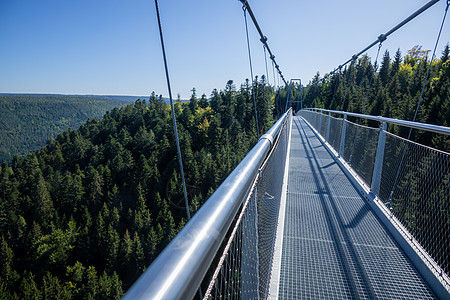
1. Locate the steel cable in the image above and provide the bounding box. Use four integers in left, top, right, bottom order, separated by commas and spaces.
243, 6, 260, 136
388, 0, 450, 205
263, 45, 270, 86
154, 0, 191, 221
362, 42, 383, 114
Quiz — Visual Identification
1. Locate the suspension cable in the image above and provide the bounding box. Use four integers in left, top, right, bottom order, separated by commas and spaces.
362, 42, 383, 114
243, 5, 260, 136
263, 45, 270, 86
239, 0, 288, 86
388, 0, 450, 206
277, 69, 281, 87
154, 0, 191, 220
271, 59, 276, 88
329, 0, 439, 76
412, 1, 449, 124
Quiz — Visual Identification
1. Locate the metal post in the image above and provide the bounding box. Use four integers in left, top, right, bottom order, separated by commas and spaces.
371, 122, 387, 196
326, 112, 331, 141
339, 115, 347, 157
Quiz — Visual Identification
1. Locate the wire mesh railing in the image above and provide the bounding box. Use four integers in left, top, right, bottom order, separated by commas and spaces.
123, 110, 291, 300
381, 132, 450, 278
342, 121, 379, 186
299, 109, 450, 292
204, 110, 290, 299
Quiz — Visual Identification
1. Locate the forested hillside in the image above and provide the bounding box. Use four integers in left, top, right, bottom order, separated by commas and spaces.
300, 44, 450, 151
0, 78, 275, 299
0, 95, 128, 163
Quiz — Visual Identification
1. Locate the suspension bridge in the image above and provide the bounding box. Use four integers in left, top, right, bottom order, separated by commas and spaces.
124, 0, 449, 298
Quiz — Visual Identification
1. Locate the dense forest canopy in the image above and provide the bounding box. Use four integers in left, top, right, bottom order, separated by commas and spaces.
0, 95, 128, 163
0, 78, 276, 299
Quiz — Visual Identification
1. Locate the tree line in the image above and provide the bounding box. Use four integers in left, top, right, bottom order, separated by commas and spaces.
0, 78, 276, 298
299, 44, 450, 152
0, 95, 128, 164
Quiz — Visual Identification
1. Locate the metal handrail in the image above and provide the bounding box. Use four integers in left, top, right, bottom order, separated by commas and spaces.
305, 108, 450, 136
123, 108, 292, 300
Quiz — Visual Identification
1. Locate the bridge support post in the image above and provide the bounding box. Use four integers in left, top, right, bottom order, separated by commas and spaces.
371, 122, 387, 196
338, 114, 347, 157
326, 112, 331, 141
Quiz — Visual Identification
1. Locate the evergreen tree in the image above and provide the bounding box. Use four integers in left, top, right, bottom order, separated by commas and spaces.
379, 50, 391, 86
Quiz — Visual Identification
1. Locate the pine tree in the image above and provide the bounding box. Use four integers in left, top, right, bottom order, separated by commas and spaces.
379, 50, 391, 86
441, 43, 449, 63
0, 236, 18, 288
19, 272, 42, 300
391, 49, 402, 78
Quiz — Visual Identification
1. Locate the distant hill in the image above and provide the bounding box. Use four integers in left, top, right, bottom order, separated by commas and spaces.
0, 93, 189, 104
0, 94, 128, 163
87, 94, 189, 104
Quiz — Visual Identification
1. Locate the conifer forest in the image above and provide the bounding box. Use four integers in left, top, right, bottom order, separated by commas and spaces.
0, 44, 449, 298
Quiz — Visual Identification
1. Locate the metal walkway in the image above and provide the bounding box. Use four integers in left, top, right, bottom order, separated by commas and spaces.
277, 116, 435, 299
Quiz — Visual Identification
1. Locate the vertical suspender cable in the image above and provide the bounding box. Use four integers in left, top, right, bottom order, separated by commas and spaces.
263, 45, 270, 86
272, 60, 277, 89
239, 0, 288, 87
285, 81, 291, 112
243, 6, 260, 136
154, 0, 191, 220
277, 70, 280, 87
362, 42, 383, 114
388, 0, 450, 205
412, 0, 449, 124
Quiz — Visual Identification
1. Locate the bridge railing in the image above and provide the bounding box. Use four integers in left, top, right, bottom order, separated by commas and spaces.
123, 109, 292, 300
299, 108, 450, 291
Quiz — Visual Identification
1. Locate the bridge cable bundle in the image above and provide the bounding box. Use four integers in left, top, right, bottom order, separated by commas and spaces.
153, 0, 191, 221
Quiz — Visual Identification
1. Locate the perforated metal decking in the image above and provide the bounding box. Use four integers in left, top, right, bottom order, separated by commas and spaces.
277, 117, 435, 299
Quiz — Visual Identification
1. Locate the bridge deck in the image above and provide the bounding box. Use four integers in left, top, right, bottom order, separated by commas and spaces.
276, 116, 435, 299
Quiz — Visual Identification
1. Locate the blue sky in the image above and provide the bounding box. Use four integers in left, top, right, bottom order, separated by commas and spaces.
1, 0, 449, 99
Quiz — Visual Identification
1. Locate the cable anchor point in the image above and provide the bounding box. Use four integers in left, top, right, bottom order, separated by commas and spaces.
241, 0, 249, 12
377, 34, 386, 43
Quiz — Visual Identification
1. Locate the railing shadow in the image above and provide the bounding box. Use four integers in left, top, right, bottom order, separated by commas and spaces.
294, 118, 375, 298
321, 161, 336, 169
